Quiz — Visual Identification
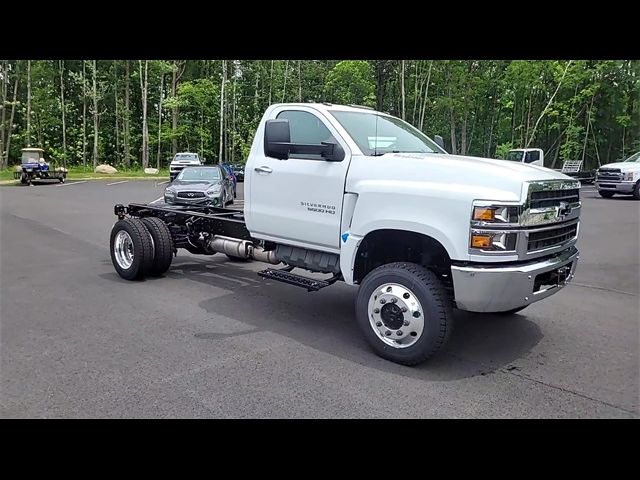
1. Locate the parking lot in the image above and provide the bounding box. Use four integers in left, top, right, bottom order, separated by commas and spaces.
1, 179, 638, 418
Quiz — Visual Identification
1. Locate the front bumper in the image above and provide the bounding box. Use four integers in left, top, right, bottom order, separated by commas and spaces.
595, 180, 635, 193
164, 194, 223, 206
451, 246, 579, 313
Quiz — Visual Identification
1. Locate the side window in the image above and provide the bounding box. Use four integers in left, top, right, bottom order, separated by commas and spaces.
525, 151, 540, 163
276, 110, 336, 159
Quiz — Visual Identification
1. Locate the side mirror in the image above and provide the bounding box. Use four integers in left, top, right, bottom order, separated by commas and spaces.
434, 135, 446, 151
264, 119, 291, 160
264, 118, 345, 162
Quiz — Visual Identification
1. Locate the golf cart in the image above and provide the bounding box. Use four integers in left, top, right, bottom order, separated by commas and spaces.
14, 148, 67, 185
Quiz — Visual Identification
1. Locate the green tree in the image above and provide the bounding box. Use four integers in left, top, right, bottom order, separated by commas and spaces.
324, 60, 375, 107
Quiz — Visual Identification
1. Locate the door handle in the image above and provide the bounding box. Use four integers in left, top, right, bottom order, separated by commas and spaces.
254, 166, 273, 174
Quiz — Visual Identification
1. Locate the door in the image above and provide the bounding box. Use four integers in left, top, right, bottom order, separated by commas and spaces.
249, 107, 351, 252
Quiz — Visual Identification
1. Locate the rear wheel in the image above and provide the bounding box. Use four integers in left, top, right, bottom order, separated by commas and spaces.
598, 190, 615, 198
140, 217, 174, 276
356, 262, 453, 366
633, 181, 640, 200
110, 218, 154, 280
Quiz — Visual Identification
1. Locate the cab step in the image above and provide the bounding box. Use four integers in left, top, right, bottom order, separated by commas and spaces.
257, 267, 331, 292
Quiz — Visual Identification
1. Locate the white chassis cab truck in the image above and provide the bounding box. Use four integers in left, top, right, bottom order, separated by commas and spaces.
110, 103, 581, 365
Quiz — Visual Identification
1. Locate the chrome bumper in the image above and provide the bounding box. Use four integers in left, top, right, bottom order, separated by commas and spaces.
451, 246, 579, 313
595, 181, 635, 193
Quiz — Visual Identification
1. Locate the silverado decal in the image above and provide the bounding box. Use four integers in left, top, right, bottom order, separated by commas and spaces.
300, 201, 336, 215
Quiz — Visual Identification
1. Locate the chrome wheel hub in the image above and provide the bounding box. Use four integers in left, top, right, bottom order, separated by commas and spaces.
368, 283, 424, 348
114, 230, 134, 269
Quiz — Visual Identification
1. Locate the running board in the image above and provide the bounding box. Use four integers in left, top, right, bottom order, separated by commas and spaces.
257, 268, 332, 292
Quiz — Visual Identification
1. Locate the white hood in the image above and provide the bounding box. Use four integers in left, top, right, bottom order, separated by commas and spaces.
599, 161, 640, 172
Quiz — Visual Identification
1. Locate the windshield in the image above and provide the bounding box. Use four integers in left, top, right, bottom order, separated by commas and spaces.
505, 151, 524, 162
175, 153, 199, 161
623, 151, 640, 163
330, 111, 444, 156
177, 167, 220, 181
21, 152, 41, 163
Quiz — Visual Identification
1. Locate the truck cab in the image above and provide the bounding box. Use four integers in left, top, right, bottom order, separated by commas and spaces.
505, 148, 544, 167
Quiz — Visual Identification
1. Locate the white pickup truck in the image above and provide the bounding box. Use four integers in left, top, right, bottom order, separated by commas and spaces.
110, 103, 581, 365
595, 151, 640, 199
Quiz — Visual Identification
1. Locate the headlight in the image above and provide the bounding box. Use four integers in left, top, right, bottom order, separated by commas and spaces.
471, 205, 519, 224
622, 172, 634, 181
470, 230, 517, 251
165, 188, 176, 196
206, 187, 221, 196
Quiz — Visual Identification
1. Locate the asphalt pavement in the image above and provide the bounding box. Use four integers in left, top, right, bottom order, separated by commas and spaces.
1, 179, 638, 418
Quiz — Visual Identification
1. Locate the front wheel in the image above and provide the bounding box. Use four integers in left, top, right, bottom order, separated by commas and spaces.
598, 190, 615, 198
633, 181, 640, 200
356, 262, 453, 366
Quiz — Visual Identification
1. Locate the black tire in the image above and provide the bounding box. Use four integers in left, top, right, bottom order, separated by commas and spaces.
59, 176, 65, 183
140, 217, 174, 276
356, 262, 453, 366
633, 181, 640, 200
110, 218, 154, 280
598, 190, 615, 198
493, 306, 528, 315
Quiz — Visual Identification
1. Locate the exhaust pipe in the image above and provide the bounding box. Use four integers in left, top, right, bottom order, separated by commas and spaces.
207, 235, 280, 264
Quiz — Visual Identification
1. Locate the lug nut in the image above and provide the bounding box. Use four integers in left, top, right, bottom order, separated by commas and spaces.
380, 298, 386, 304
376, 321, 382, 327
413, 311, 421, 318
385, 330, 392, 336
390, 297, 397, 303
401, 307, 407, 312
374, 308, 380, 314
403, 320, 410, 326
397, 330, 403, 336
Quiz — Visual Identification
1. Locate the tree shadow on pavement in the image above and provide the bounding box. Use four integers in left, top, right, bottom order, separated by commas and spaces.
161, 258, 543, 382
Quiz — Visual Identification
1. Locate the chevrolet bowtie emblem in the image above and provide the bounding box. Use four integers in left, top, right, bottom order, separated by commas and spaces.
557, 201, 572, 218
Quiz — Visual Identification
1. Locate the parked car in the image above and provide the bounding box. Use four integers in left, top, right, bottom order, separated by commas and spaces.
233, 164, 245, 182
164, 166, 234, 207
169, 152, 202, 182
595, 151, 640, 199
220, 163, 237, 198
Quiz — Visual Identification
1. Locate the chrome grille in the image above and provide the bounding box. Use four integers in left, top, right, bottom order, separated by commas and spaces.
596, 169, 622, 182
177, 191, 205, 198
528, 223, 578, 252
530, 188, 580, 209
